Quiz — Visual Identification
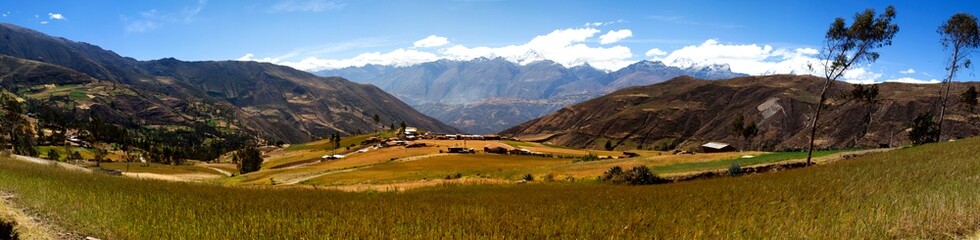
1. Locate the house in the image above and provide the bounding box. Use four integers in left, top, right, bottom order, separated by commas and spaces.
483, 143, 516, 154
447, 147, 475, 154
620, 151, 641, 158
321, 154, 345, 160
404, 127, 418, 136
701, 142, 736, 153
361, 137, 380, 144
405, 142, 427, 148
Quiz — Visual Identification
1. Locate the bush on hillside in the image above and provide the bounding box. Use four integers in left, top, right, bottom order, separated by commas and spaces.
522, 174, 534, 182
728, 162, 742, 176
600, 165, 667, 185
909, 112, 939, 145
234, 146, 263, 174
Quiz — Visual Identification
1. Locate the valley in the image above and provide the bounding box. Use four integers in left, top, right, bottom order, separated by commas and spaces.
0, 2, 979, 239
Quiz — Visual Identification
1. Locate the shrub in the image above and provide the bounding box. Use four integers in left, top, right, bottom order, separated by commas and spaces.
542, 173, 556, 182
728, 162, 742, 176
909, 112, 939, 145
0, 219, 16, 240
575, 153, 600, 162
46, 149, 60, 161
235, 146, 264, 174
444, 173, 462, 180
600, 165, 667, 185
522, 174, 534, 181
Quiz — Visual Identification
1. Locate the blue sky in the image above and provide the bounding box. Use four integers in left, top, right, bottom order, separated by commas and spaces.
1, 0, 978, 82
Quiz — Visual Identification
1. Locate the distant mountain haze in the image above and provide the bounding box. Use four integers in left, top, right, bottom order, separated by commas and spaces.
0, 23, 456, 143
317, 58, 746, 134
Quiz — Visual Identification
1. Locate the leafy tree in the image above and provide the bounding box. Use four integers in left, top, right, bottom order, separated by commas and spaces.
962, 86, 979, 110
807, 6, 899, 165
909, 112, 940, 145
604, 139, 614, 151
236, 146, 264, 174
741, 122, 759, 150
938, 13, 980, 141
731, 114, 745, 138
69, 151, 83, 161
851, 84, 880, 141
937, 13, 980, 141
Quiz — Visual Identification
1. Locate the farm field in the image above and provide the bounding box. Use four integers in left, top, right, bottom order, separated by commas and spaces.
1, 137, 979, 238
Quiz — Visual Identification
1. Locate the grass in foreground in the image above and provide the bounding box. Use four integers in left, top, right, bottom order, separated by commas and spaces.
1, 138, 980, 238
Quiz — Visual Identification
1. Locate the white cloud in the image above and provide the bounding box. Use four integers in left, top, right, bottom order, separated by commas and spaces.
598, 29, 632, 45
2, 12, 9, 17
413, 35, 449, 48
237, 53, 282, 63
644, 48, 667, 57
899, 68, 916, 74
121, 0, 206, 33
39, 21, 49, 25
584, 19, 625, 27
659, 39, 819, 76
273, 49, 440, 71
883, 77, 941, 84
841, 67, 882, 82
271, 0, 345, 12
440, 27, 634, 70
48, 13, 65, 20
250, 27, 637, 72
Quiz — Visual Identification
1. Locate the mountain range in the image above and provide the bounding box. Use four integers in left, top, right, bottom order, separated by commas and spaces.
0, 23, 456, 144
317, 58, 746, 134
501, 75, 980, 151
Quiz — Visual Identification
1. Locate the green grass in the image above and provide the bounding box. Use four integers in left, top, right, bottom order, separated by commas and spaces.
285, 131, 396, 151
67, 91, 88, 101
653, 149, 846, 173
1, 138, 980, 238
502, 140, 533, 147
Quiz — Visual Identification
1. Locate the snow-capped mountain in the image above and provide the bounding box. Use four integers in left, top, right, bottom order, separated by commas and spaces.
317, 58, 747, 134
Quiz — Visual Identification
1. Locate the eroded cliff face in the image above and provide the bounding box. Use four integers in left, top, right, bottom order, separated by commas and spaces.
502, 75, 980, 151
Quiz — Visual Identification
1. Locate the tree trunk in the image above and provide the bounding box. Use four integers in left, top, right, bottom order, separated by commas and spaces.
938, 46, 960, 141
806, 79, 834, 165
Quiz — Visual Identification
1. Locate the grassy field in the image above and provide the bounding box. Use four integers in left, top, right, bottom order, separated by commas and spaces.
98, 162, 224, 175
1, 138, 979, 238
303, 154, 571, 185
651, 149, 845, 174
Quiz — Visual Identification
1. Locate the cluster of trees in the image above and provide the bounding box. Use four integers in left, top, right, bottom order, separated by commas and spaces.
804, 7, 980, 164
730, 115, 759, 150
232, 146, 263, 174
0, 92, 38, 156
1, 91, 254, 164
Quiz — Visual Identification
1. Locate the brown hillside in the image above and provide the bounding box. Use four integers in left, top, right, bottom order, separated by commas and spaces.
500, 75, 980, 151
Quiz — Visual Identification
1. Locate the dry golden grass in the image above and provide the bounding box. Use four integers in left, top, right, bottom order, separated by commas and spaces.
303, 154, 571, 185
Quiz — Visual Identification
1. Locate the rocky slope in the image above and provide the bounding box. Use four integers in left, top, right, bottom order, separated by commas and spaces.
0, 23, 455, 143
318, 58, 745, 133
501, 75, 980, 151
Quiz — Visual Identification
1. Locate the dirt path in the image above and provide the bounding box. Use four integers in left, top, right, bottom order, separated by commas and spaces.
9, 154, 92, 173
202, 166, 233, 176
122, 172, 221, 182
279, 167, 365, 185
0, 193, 61, 240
